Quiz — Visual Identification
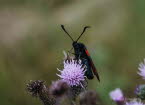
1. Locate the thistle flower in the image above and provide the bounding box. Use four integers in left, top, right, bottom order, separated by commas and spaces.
27, 80, 44, 97
109, 88, 124, 104
49, 80, 69, 97
125, 99, 144, 105
26, 80, 56, 105
135, 84, 145, 100
57, 59, 86, 87
138, 59, 145, 79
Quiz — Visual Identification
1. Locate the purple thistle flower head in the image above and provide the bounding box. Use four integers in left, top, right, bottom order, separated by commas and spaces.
57, 59, 86, 87
109, 88, 124, 102
138, 59, 145, 79
125, 99, 144, 105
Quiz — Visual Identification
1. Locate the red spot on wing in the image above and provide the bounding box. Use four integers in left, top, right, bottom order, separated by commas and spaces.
85, 49, 90, 56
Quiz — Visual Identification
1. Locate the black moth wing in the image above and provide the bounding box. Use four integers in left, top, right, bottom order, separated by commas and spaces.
84, 47, 100, 82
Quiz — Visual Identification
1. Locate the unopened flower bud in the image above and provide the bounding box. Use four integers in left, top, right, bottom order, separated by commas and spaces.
79, 90, 99, 105
49, 80, 69, 97
135, 84, 145, 100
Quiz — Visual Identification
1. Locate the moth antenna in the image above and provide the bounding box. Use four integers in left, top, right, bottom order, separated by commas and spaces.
76, 26, 90, 42
61, 25, 74, 42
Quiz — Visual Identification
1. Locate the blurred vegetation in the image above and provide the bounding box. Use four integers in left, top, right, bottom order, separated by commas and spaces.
0, 0, 145, 105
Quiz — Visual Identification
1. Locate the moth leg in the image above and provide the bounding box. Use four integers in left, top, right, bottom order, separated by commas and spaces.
78, 54, 81, 59
67, 51, 75, 55
67, 47, 74, 54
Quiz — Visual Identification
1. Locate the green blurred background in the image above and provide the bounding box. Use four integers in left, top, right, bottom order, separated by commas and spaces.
0, 0, 145, 105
